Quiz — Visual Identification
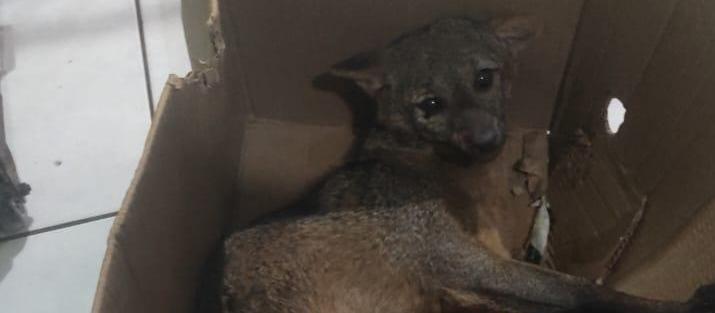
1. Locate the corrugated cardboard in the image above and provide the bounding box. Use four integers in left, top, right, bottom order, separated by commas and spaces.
93, 0, 715, 312
549, 0, 715, 295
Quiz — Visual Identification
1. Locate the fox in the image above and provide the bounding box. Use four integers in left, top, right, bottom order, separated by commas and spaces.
220, 17, 714, 313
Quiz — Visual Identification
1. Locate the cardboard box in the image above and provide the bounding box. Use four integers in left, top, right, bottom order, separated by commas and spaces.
93, 0, 715, 312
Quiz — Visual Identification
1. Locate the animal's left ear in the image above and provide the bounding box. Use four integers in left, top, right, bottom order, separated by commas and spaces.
329, 50, 385, 97
491, 16, 543, 55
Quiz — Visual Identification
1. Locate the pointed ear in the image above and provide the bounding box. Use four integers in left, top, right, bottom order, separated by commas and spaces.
329, 50, 385, 97
491, 16, 542, 55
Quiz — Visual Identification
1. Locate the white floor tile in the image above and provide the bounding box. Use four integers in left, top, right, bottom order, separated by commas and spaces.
139, 0, 192, 106
0, 218, 114, 313
0, 0, 150, 234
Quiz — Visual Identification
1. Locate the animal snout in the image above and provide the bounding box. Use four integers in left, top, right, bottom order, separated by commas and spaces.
453, 111, 505, 154
454, 127, 503, 152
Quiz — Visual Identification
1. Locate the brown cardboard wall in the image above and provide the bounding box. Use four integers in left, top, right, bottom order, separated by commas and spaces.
545, 0, 680, 279
550, 0, 715, 296
233, 120, 352, 227
614, 198, 715, 301
550, 0, 680, 135
222, 0, 583, 129
613, 0, 715, 279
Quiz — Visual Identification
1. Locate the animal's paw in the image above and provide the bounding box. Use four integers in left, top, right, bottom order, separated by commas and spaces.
689, 283, 715, 313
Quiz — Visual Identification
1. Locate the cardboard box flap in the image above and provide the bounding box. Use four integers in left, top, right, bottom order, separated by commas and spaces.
93, 70, 242, 312
93, 242, 144, 313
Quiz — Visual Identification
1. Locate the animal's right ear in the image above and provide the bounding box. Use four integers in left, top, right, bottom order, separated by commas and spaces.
490, 16, 543, 55
329, 51, 385, 97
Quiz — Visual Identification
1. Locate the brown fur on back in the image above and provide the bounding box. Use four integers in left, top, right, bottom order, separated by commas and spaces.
223, 202, 468, 313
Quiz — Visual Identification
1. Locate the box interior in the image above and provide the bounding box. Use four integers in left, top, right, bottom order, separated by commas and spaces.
93, 0, 715, 312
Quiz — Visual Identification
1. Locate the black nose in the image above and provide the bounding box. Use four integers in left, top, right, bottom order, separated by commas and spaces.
472, 127, 501, 148
453, 109, 506, 158
455, 127, 503, 152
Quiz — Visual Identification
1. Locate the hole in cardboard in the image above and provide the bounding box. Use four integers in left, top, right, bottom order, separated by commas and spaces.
606, 98, 626, 134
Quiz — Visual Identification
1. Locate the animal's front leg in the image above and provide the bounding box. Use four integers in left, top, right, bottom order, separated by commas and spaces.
439, 287, 565, 313
434, 243, 693, 313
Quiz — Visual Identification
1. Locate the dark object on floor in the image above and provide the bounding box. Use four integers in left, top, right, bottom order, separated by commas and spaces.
0, 91, 32, 239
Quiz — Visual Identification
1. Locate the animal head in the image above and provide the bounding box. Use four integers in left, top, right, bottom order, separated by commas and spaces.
330, 17, 540, 163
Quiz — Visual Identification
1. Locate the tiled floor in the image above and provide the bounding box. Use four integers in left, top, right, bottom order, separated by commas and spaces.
0, 218, 115, 312
0, 0, 191, 311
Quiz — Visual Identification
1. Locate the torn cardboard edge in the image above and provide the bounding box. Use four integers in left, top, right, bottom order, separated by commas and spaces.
93, 78, 184, 313
94, 68, 241, 312
93, 38, 229, 310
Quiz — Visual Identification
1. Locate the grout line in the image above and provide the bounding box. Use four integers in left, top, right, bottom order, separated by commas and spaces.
0, 212, 118, 242
133, 0, 155, 119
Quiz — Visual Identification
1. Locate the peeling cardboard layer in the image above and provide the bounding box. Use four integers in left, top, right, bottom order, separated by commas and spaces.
182, 0, 222, 71
206, 0, 224, 63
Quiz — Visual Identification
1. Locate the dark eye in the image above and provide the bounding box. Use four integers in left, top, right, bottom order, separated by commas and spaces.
476, 69, 494, 89
417, 97, 444, 117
